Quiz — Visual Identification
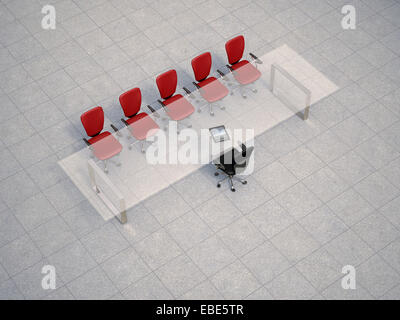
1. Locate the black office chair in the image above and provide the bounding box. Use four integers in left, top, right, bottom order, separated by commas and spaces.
214, 144, 254, 192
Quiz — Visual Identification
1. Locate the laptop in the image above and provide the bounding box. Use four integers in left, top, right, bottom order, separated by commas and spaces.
209, 125, 230, 143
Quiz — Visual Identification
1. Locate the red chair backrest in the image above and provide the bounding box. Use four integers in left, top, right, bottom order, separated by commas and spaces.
81, 106, 104, 137
156, 69, 178, 100
225, 35, 245, 65
191, 52, 212, 82
119, 87, 142, 118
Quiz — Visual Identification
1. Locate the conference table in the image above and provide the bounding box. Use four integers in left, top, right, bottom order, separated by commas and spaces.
59, 44, 338, 224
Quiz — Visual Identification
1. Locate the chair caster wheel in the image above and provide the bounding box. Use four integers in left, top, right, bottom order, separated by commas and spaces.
187, 124, 192, 128
198, 109, 202, 113
214, 172, 219, 176
220, 106, 225, 110
242, 95, 247, 99
230, 92, 234, 96
252, 89, 258, 93
210, 112, 215, 116
217, 183, 221, 188
242, 181, 247, 185
141, 150, 146, 154
116, 163, 121, 167
231, 187, 236, 192
128, 146, 132, 150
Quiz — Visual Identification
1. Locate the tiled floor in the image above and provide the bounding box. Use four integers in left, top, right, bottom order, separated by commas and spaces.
0, 0, 400, 300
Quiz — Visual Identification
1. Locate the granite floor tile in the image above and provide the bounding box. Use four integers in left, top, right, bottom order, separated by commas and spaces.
0, 234, 43, 276
358, 254, 400, 298
242, 241, 291, 284
327, 188, 374, 227
218, 217, 265, 257
271, 223, 319, 264
48, 241, 97, 283
67, 266, 118, 300
247, 199, 295, 238
155, 254, 206, 298
134, 229, 183, 270
101, 247, 150, 291
325, 230, 374, 267
354, 172, 399, 209
266, 267, 317, 300
121, 273, 173, 300
187, 235, 236, 278
211, 260, 261, 300
81, 223, 129, 263
29, 216, 77, 257
299, 205, 348, 245
352, 213, 399, 251
296, 248, 342, 292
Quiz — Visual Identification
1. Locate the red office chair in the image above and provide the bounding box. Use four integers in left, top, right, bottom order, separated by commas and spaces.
225, 35, 262, 98
81, 106, 123, 173
119, 87, 160, 152
191, 52, 229, 116
156, 69, 195, 129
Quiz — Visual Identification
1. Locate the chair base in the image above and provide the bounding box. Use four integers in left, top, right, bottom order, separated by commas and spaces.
208, 103, 225, 116
163, 118, 192, 134
102, 153, 122, 174
231, 83, 258, 99
215, 171, 247, 192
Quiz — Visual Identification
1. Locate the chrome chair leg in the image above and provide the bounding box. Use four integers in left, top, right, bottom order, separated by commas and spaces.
240, 86, 247, 99
183, 117, 192, 128
233, 176, 247, 185
216, 174, 236, 192
103, 160, 108, 174
228, 176, 235, 192
178, 120, 192, 132
209, 103, 214, 116
116, 153, 121, 167
217, 175, 228, 188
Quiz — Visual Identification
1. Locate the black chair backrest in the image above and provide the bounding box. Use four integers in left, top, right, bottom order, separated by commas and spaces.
219, 144, 254, 175
234, 144, 254, 169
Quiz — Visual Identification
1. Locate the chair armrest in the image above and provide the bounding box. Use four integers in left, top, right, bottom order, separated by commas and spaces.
110, 124, 122, 137
147, 105, 160, 118
147, 105, 156, 113
217, 69, 226, 77
249, 52, 263, 64
235, 162, 247, 169
183, 86, 196, 99
241, 143, 247, 156
83, 138, 91, 147
121, 118, 129, 126
226, 64, 233, 72
192, 81, 200, 89
157, 99, 166, 108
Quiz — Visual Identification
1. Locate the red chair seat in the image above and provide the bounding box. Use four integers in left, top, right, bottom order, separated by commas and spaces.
198, 77, 229, 102
164, 94, 195, 121
88, 132, 122, 161
126, 113, 160, 140
231, 60, 261, 85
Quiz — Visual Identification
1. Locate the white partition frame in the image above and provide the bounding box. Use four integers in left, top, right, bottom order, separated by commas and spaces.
270, 63, 312, 120
88, 159, 127, 224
